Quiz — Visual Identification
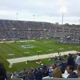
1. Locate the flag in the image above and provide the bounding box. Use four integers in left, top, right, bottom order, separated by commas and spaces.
55, 28, 57, 32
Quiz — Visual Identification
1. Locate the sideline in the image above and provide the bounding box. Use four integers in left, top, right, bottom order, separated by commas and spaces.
0, 40, 35, 43
7, 50, 79, 67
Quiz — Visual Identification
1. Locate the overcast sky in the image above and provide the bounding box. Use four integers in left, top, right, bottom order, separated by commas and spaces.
0, 0, 80, 24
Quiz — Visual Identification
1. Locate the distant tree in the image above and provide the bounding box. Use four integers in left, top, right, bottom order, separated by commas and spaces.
64, 23, 69, 26
72, 24, 75, 26
71, 24, 77, 27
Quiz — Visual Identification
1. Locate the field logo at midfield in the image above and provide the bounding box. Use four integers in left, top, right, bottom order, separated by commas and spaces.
21, 45, 35, 48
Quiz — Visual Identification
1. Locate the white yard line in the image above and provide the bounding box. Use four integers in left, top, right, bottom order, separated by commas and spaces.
7, 50, 79, 64
0, 46, 15, 58
0, 47, 10, 60
4, 44, 23, 57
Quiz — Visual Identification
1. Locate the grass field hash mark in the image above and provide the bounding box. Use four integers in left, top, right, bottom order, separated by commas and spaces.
0, 46, 15, 58
0, 46, 14, 60
7, 43, 24, 52
4, 44, 23, 57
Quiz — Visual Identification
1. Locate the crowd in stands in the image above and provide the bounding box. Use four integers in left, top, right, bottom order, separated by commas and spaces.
0, 20, 55, 39
1, 53, 80, 80
0, 20, 80, 40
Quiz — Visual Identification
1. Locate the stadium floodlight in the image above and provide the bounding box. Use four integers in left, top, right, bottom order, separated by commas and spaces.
60, 6, 67, 25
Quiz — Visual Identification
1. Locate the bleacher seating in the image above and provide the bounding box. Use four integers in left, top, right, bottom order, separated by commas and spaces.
0, 20, 80, 40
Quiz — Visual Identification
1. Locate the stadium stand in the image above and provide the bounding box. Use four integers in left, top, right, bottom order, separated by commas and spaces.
0, 20, 80, 41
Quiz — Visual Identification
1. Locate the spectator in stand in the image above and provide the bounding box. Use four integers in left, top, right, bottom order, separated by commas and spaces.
67, 53, 75, 69
49, 66, 54, 77
54, 56, 57, 60
35, 67, 43, 80
27, 69, 34, 80
40, 67, 45, 77
0, 63, 7, 80
59, 62, 66, 74
34, 68, 37, 79
77, 65, 80, 78
44, 68, 49, 77
25, 71, 28, 80
66, 65, 78, 78
52, 64, 57, 69
52, 67, 62, 78
76, 53, 80, 66
59, 54, 63, 60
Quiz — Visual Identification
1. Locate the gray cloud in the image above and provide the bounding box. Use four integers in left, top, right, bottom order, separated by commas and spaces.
0, 0, 80, 24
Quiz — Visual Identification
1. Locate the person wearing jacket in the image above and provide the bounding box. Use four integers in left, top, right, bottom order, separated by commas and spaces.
35, 67, 43, 80
67, 54, 75, 68
66, 65, 78, 78
27, 69, 34, 80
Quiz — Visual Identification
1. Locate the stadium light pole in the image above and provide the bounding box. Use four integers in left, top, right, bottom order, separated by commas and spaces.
79, 20, 80, 25
62, 13, 64, 25
16, 13, 18, 20
33, 15, 35, 21
60, 7, 67, 25
60, 7, 67, 32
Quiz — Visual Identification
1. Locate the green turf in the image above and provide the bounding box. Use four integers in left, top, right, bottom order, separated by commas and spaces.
0, 39, 80, 72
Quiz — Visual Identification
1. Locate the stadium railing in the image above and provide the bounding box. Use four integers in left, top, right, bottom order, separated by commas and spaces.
42, 78, 80, 80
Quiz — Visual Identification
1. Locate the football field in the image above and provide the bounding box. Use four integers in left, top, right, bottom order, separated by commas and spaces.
0, 39, 80, 72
